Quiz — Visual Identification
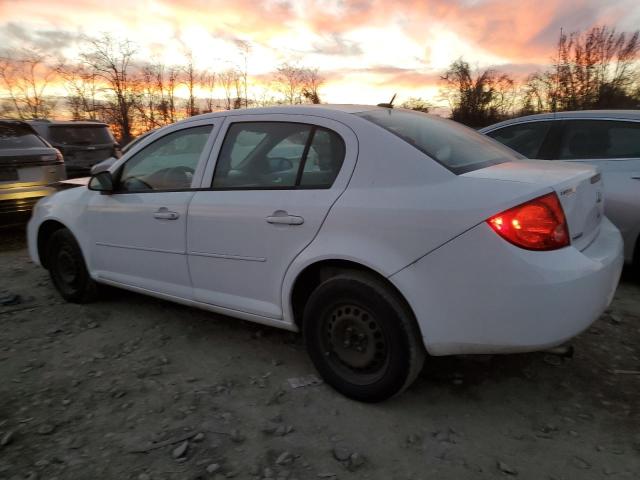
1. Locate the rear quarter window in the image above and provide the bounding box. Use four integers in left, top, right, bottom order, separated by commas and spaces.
49, 126, 114, 145
357, 109, 519, 174
0, 124, 46, 149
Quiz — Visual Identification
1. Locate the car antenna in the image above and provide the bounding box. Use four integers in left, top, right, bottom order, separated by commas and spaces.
377, 93, 397, 108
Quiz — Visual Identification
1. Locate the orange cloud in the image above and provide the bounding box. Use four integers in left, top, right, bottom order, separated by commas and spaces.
1, 0, 638, 105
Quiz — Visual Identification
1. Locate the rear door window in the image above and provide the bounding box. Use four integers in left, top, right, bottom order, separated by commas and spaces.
485, 121, 552, 158
357, 109, 518, 174
0, 124, 47, 149
49, 126, 114, 145
558, 120, 640, 159
212, 122, 345, 189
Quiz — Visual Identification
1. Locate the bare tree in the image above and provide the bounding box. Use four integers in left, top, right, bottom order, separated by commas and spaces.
80, 34, 138, 143
56, 62, 101, 120
399, 97, 432, 112
182, 50, 199, 117
201, 70, 216, 112
302, 68, 323, 104
522, 26, 640, 113
219, 69, 239, 110
235, 40, 250, 108
440, 58, 515, 127
274, 63, 308, 104
0, 50, 54, 119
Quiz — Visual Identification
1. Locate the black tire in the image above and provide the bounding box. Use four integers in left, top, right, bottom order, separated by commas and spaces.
47, 228, 98, 303
303, 271, 425, 402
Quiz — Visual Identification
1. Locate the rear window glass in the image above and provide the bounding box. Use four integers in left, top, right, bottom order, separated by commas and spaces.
357, 109, 520, 174
486, 121, 552, 158
49, 126, 113, 145
0, 124, 46, 149
559, 120, 640, 159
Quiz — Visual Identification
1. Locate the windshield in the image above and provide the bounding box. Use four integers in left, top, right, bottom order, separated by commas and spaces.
0, 124, 47, 149
357, 109, 521, 174
49, 125, 114, 145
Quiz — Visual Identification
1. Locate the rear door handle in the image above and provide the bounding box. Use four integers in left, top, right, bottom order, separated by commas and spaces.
265, 211, 304, 225
153, 207, 179, 220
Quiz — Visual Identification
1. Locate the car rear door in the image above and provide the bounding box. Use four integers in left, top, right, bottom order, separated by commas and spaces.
87, 120, 217, 298
187, 114, 357, 319
548, 119, 640, 261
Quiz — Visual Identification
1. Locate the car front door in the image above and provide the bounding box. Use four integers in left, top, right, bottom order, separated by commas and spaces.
88, 121, 216, 298
187, 114, 357, 320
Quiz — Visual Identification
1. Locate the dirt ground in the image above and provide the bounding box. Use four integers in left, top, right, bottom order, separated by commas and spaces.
0, 226, 638, 480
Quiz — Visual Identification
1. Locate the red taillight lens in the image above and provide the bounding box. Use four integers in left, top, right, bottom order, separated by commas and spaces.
487, 192, 569, 251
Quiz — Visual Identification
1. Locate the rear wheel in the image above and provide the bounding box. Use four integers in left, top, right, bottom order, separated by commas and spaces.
47, 228, 98, 303
303, 271, 425, 402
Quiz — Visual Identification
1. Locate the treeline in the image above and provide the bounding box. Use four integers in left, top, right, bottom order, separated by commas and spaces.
439, 26, 640, 127
1, 25, 639, 141
0, 34, 323, 143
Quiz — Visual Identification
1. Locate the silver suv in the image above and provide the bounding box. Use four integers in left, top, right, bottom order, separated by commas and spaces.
481, 110, 640, 269
0, 120, 65, 224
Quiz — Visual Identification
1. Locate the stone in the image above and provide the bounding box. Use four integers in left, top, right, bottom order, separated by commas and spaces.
0, 430, 14, 446
348, 452, 365, 470
230, 429, 245, 443
332, 444, 351, 462
497, 460, 518, 475
37, 424, 56, 435
543, 355, 562, 367
263, 467, 274, 478
206, 463, 221, 474
172, 440, 189, 459
572, 456, 591, 470
275, 451, 294, 465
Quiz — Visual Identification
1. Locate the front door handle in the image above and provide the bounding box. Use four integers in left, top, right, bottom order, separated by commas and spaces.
153, 207, 179, 220
265, 211, 304, 225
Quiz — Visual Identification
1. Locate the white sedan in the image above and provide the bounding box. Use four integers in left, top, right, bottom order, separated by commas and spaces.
27, 105, 623, 402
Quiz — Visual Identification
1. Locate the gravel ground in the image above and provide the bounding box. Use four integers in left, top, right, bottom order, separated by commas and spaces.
0, 226, 639, 480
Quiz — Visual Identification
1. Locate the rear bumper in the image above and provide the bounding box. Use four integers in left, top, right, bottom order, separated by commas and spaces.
391, 217, 624, 355
0, 186, 55, 220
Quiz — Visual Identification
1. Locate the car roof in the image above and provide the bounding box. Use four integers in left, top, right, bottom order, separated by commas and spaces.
0, 119, 31, 126
183, 104, 383, 122
481, 109, 640, 132
26, 119, 109, 127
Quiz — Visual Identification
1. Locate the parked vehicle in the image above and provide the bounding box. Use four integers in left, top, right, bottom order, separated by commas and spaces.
28, 120, 119, 178
91, 128, 157, 175
1, 120, 65, 225
480, 110, 640, 269
27, 106, 623, 401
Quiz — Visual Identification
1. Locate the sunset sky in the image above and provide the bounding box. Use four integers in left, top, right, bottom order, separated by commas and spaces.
1, 0, 639, 106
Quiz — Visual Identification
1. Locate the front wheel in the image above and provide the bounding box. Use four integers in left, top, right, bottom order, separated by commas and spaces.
303, 272, 425, 402
47, 228, 98, 303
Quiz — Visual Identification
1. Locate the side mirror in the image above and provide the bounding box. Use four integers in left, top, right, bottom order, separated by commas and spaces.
88, 171, 114, 193
90, 156, 117, 175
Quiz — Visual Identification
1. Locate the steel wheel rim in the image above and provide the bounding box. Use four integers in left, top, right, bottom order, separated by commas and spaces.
321, 303, 389, 385
56, 246, 79, 287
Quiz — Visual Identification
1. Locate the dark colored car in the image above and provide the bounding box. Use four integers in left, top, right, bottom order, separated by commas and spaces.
90, 128, 157, 175
0, 120, 65, 224
28, 120, 120, 177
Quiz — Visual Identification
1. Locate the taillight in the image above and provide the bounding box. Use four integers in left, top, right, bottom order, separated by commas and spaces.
55, 149, 64, 163
487, 192, 569, 251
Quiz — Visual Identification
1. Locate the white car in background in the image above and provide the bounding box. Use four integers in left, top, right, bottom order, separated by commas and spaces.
27, 105, 623, 402
481, 110, 640, 270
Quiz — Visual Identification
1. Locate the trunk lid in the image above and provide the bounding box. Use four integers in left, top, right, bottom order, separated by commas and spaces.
464, 160, 604, 251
